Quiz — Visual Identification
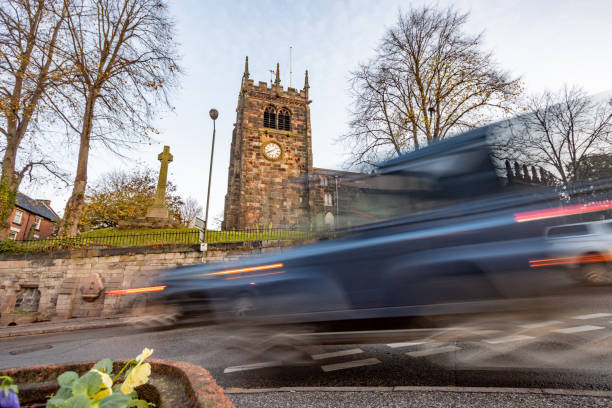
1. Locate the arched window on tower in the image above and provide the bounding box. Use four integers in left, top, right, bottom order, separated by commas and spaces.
263, 105, 277, 129
277, 108, 291, 131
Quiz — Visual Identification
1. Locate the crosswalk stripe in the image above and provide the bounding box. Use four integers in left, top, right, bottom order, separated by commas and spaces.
484, 335, 535, 345
552, 325, 605, 334
519, 321, 562, 329
572, 313, 612, 320
321, 358, 381, 372
406, 345, 460, 357
223, 361, 282, 373
387, 341, 428, 348
311, 348, 363, 360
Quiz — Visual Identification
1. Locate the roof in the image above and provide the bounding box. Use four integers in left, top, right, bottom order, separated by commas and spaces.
15, 193, 59, 222
312, 168, 362, 177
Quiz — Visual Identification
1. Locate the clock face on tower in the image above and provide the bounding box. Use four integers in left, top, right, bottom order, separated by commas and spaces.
262, 141, 282, 161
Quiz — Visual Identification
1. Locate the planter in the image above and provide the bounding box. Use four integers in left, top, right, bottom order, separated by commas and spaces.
0, 359, 233, 408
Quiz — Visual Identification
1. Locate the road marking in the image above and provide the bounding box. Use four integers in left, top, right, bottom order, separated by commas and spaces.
519, 321, 562, 329
552, 325, 605, 334
311, 348, 363, 360
223, 361, 282, 374
406, 345, 460, 357
321, 358, 381, 372
387, 341, 428, 348
484, 335, 535, 345
572, 313, 612, 320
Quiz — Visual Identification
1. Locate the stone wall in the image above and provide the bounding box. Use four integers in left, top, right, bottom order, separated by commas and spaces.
0, 246, 203, 326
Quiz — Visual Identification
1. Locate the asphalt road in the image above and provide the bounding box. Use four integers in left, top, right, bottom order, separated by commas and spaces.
1, 294, 612, 407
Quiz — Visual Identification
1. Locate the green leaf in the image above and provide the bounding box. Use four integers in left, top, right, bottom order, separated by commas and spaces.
59, 394, 91, 408
98, 393, 132, 408
71, 372, 102, 396
46, 396, 65, 408
56, 386, 73, 399
93, 359, 113, 374
128, 399, 150, 408
57, 371, 79, 387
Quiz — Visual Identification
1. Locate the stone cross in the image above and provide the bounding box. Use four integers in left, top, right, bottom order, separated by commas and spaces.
146, 145, 173, 219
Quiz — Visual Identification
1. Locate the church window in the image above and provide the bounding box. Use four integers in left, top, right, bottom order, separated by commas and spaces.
324, 192, 333, 206
277, 108, 291, 131
320, 177, 328, 187
263, 105, 277, 129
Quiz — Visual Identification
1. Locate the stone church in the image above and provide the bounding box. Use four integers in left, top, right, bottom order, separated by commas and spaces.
222, 58, 354, 230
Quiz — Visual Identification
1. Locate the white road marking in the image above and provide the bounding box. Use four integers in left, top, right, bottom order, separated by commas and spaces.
552, 325, 605, 334
572, 313, 612, 320
223, 361, 283, 374
387, 341, 428, 349
406, 345, 460, 357
484, 335, 535, 345
321, 358, 381, 372
519, 321, 562, 329
311, 348, 364, 360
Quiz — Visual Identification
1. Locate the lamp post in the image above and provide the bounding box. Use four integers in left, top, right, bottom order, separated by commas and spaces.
204, 108, 218, 234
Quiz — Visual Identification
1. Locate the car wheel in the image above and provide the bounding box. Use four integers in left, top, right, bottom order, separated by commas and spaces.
581, 262, 612, 285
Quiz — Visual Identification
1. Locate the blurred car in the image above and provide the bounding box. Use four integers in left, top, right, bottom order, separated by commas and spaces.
543, 220, 612, 284
135, 124, 612, 330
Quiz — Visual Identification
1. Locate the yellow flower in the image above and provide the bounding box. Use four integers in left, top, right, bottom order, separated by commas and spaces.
90, 369, 113, 400
120, 363, 151, 395
135, 348, 153, 363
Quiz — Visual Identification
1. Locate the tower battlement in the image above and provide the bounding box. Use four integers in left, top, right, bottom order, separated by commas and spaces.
241, 57, 310, 102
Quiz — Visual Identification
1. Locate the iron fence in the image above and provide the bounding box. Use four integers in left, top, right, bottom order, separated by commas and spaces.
15, 230, 200, 252
11, 227, 330, 253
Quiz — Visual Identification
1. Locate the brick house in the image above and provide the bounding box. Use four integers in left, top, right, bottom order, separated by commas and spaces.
8, 193, 59, 240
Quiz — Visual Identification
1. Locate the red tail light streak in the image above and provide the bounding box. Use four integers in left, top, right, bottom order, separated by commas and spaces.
514, 200, 612, 223
106, 285, 166, 296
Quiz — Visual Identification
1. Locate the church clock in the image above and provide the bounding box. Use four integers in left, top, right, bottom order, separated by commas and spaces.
262, 141, 282, 161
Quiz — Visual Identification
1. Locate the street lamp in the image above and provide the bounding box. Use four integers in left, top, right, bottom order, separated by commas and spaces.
204, 108, 218, 234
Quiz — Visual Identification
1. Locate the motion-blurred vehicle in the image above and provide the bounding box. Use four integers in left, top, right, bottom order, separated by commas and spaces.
138, 123, 611, 330
544, 220, 612, 284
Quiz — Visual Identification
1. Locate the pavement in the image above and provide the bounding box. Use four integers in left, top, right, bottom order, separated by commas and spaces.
0, 314, 131, 338
1, 295, 612, 407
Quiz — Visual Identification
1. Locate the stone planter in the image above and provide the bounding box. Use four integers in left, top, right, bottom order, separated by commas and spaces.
0, 358, 233, 408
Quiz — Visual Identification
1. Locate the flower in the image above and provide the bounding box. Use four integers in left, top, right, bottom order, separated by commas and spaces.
120, 348, 154, 394
135, 348, 153, 363
90, 369, 113, 401
0, 389, 19, 408
120, 363, 151, 395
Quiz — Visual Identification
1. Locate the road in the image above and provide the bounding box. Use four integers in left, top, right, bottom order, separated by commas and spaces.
1, 294, 612, 407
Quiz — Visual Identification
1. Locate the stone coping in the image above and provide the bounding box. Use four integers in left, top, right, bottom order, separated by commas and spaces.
0, 244, 201, 261
0, 358, 234, 408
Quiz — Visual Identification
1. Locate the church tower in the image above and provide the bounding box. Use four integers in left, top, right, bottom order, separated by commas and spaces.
222, 58, 313, 229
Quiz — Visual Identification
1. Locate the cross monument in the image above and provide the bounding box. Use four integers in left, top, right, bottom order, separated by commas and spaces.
146, 145, 174, 219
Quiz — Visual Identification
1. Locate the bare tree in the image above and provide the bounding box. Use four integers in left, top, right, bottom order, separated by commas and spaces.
178, 197, 202, 227
496, 87, 612, 184
56, 0, 180, 236
0, 0, 70, 239
343, 5, 521, 167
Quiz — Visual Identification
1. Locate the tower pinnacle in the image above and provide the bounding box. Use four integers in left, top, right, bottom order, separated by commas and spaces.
274, 62, 281, 86
243, 56, 249, 79
304, 70, 309, 90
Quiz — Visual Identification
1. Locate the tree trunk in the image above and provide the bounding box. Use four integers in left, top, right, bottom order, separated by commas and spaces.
0, 142, 19, 240
59, 89, 97, 236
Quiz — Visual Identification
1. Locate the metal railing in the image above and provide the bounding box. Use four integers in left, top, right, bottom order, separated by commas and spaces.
15, 230, 200, 252
10, 227, 329, 253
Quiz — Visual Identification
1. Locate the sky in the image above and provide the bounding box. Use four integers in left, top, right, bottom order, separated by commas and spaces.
21, 0, 612, 228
